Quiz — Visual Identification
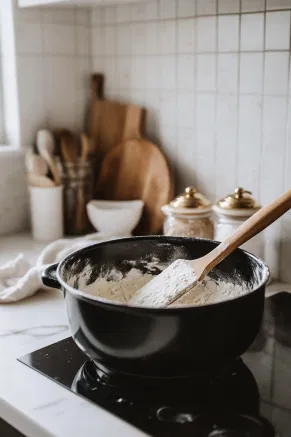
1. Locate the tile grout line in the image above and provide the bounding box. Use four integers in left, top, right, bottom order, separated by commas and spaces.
235, 0, 243, 187
214, 0, 219, 200
257, 0, 267, 203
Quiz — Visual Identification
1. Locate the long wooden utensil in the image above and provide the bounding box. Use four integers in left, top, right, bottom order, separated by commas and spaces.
129, 189, 291, 308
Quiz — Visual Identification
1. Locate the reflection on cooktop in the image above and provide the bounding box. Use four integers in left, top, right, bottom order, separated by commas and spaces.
18, 293, 291, 437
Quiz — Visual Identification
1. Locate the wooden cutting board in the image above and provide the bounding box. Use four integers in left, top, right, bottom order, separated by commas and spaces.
96, 138, 174, 235
87, 74, 144, 160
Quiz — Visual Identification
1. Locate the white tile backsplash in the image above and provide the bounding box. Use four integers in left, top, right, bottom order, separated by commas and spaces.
241, 0, 265, 12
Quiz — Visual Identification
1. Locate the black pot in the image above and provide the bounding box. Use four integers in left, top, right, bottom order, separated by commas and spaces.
42, 236, 269, 379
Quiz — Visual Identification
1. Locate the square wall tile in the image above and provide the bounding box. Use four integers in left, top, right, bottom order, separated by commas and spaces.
217, 53, 238, 93
240, 53, 264, 93
145, 22, 159, 55
116, 57, 132, 89
131, 2, 158, 21
178, 54, 195, 90
76, 9, 90, 26
146, 56, 158, 89
42, 8, 75, 24
197, 0, 217, 16
116, 4, 132, 23
43, 24, 75, 55
131, 23, 146, 55
266, 11, 291, 51
241, 0, 265, 11
76, 27, 90, 56
196, 54, 216, 92
197, 16, 216, 52
267, 0, 291, 9
241, 13, 264, 51
160, 20, 176, 54
16, 22, 42, 55
14, 6, 41, 23
103, 7, 116, 25
160, 55, 177, 89
104, 26, 116, 56
218, 15, 239, 52
177, 92, 195, 128
160, 91, 177, 126
159, 0, 176, 19
176, 127, 196, 193
91, 27, 104, 57
91, 7, 102, 25
264, 52, 289, 95
178, 18, 195, 53
218, 0, 240, 14
196, 93, 216, 131
178, 0, 196, 17
116, 24, 132, 55
131, 56, 146, 89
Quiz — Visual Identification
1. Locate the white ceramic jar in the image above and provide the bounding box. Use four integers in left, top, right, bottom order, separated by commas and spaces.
213, 188, 264, 259
162, 187, 214, 239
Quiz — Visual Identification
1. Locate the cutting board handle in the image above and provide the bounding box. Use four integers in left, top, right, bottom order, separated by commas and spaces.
91, 74, 104, 100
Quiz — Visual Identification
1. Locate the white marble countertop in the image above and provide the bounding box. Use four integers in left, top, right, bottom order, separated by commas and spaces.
0, 233, 148, 437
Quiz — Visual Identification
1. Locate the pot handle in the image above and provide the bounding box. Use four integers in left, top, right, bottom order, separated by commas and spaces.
42, 263, 61, 289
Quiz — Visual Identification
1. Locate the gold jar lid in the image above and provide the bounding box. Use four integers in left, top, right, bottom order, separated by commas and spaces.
170, 186, 211, 209
162, 187, 212, 217
218, 187, 259, 209
213, 187, 260, 217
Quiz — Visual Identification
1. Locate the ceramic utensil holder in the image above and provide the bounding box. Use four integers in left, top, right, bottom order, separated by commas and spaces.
29, 185, 64, 242
62, 160, 94, 235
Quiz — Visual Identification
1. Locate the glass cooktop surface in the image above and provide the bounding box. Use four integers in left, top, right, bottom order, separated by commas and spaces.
18, 293, 291, 437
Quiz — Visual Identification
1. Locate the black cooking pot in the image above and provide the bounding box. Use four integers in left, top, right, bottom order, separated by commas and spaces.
42, 236, 269, 379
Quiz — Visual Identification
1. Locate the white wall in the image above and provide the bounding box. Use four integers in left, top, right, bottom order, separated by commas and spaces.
90, 0, 291, 281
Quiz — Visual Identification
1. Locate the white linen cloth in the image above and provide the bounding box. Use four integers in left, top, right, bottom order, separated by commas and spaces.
0, 233, 118, 303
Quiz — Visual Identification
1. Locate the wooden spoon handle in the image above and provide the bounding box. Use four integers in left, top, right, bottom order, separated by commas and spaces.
202, 189, 291, 277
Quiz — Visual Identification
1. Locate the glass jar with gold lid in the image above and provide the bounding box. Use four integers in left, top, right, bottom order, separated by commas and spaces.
213, 187, 263, 258
161, 186, 214, 238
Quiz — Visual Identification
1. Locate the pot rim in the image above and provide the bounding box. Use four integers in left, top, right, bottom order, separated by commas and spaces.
56, 235, 270, 312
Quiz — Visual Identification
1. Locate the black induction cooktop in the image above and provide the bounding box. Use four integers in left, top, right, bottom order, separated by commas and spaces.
18, 293, 291, 437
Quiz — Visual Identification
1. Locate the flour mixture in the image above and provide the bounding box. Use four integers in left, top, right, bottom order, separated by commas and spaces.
82, 261, 249, 307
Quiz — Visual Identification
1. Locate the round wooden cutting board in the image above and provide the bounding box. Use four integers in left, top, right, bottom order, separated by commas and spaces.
96, 138, 174, 235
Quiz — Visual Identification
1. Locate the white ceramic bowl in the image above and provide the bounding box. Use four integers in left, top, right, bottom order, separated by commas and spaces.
87, 200, 144, 236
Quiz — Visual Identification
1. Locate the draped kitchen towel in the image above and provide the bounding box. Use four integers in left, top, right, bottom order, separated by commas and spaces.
0, 233, 119, 303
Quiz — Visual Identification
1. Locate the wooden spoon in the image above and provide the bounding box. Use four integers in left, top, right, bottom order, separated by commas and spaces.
60, 130, 79, 163
36, 130, 61, 185
129, 189, 291, 308
26, 154, 48, 176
